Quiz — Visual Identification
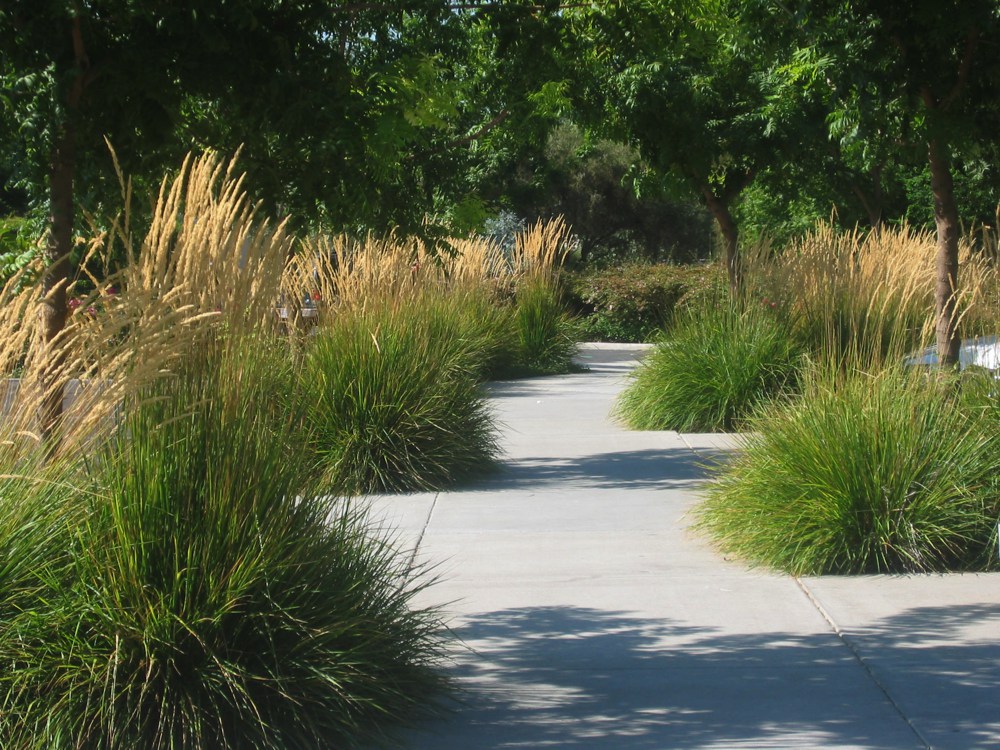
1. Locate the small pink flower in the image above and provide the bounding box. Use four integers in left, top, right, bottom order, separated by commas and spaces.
86, 306, 97, 317
105, 286, 118, 296
67, 298, 82, 311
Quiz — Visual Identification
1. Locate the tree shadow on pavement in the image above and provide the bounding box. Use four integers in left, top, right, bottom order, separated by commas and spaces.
403, 603, 1000, 749
468, 447, 734, 492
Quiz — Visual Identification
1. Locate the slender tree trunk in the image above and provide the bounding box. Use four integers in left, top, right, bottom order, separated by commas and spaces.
918, 30, 978, 370
702, 187, 740, 296
851, 164, 884, 230
39, 120, 76, 448
927, 136, 961, 368
39, 8, 89, 451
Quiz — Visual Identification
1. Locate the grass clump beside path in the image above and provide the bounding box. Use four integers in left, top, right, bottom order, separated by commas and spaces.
305, 295, 500, 495
1, 337, 446, 749
509, 277, 580, 377
697, 365, 1000, 575
616, 301, 802, 432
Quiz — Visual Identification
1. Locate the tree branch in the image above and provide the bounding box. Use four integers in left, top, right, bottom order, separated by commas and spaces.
408, 108, 510, 159
721, 168, 755, 203
940, 27, 979, 111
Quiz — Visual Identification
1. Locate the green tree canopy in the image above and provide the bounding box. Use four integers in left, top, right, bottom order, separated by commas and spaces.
768, 0, 1000, 362
566, 0, 795, 291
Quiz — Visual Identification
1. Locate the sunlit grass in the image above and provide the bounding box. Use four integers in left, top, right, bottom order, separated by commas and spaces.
616, 300, 802, 432
284, 217, 579, 378
697, 364, 1000, 574
743, 222, 1000, 363
304, 294, 501, 494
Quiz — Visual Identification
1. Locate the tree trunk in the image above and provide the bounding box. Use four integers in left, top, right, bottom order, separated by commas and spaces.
927, 136, 961, 369
919, 29, 978, 370
702, 187, 740, 296
851, 164, 884, 229
38, 7, 90, 453
39, 120, 76, 449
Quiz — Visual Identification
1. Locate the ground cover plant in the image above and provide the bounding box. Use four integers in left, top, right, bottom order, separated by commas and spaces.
616, 299, 803, 432
697, 364, 1000, 575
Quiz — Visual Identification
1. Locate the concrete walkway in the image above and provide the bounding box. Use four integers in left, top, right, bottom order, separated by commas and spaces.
371, 343, 1000, 750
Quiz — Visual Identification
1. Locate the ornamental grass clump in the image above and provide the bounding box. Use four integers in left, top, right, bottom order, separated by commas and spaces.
286, 217, 580, 378
304, 294, 500, 494
0, 149, 295, 464
505, 218, 580, 375
697, 364, 1000, 575
509, 277, 579, 376
2, 336, 447, 749
616, 300, 803, 432
283, 227, 510, 317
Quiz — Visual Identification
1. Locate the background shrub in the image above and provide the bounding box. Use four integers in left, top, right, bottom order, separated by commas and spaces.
0, 217, 39, 281
616, 300, 803, 432
567, 262, 726, 342
698, 365, 1000, 575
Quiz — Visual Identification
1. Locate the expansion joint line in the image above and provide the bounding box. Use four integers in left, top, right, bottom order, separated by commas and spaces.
794, 578, 933, 750
406, 492, 440, 577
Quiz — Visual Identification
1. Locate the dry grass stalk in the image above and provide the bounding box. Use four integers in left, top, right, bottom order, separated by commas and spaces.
120, 150, 293, 335
284, 218, 572, 323
745, 221, 1000, 362
282, 233, 427, 316
0, 150, 293, 462
509, 217, 573, 284
442, 234, 509, 290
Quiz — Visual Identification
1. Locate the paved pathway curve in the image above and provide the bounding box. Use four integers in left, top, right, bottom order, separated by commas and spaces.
371, 343, 1000, 749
